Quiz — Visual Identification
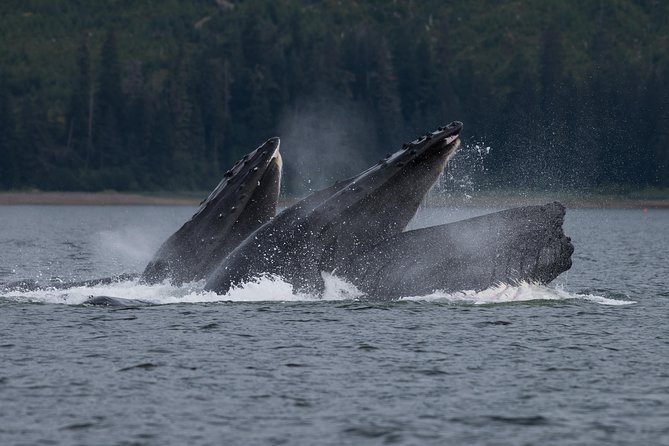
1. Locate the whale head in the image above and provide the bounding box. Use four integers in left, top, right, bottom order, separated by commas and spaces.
142, 138, 282, 284
313, 121, 463, 244
191, 137, 282, 230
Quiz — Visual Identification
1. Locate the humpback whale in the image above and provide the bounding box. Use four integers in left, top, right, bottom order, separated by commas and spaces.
204, 122, 465, 294
2, 121, 574, 304
204, 121, 572, 298
141, 138, 283, 284
3, 141, 283, 293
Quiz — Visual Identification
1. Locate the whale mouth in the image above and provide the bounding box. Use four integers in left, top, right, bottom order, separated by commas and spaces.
271, 143, 283, 171
413, 121, 463, 161
432, 121, 462, 160
436, 121, 463, 144
445, 133, 459, 144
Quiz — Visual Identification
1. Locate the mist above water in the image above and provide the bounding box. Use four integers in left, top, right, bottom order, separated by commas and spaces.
278, 97, 376, 195
94, 226, 167, 272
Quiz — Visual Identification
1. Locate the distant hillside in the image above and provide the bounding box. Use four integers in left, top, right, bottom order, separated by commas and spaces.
0, 0, 667, 191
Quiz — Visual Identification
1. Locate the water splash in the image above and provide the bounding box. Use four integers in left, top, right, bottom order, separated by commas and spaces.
1, 276, 633, 306
441, 140, 491, 192
422, 139, 493, 207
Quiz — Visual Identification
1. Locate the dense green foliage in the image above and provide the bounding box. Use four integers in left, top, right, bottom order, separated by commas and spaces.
0, 0, 667, 192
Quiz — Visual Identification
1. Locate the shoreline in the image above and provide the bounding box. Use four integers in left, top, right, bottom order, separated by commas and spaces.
0, 191, 201, 206
423, 194, 669, 209
0, 191, 668, 209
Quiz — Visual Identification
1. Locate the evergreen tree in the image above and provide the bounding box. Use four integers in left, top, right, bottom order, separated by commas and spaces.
539, 25, 564, 115
94, 29, 125, 170
497, 55, 540, 187
168, 50, 207, 188
366, 36, 403, 151
537, 25, 569, 188
66, 34, 93, 168
15, 91, 52, 188
146, 93, 175, 189
0, 78, 17, 188
0, 1, 667, 192
122, 60, 151, 186
197, 56, 230, 175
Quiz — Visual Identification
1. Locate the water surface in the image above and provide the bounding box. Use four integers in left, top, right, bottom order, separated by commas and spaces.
1, 205, 667, 445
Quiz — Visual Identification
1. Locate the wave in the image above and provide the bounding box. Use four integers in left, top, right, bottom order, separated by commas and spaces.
1, 274, 634, 306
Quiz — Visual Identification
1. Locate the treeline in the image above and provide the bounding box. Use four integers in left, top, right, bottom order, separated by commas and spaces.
0, 0, 667, 192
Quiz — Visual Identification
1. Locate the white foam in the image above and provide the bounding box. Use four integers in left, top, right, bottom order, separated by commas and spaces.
321, 271, 365, 300
2, 277, 634, 306
1, 273, 353, 305
399, 281, 636, 306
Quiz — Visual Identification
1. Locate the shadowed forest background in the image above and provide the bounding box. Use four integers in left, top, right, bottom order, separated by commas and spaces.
0, 0, 667, 193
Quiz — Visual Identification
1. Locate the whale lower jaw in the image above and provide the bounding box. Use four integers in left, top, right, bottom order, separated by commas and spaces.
344, 202, 573, 299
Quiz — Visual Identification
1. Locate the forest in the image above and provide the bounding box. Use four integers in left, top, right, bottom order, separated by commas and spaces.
0, 0, 667, 193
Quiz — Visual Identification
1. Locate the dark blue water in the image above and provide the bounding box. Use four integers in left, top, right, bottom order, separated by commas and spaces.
1, 205, 668, 445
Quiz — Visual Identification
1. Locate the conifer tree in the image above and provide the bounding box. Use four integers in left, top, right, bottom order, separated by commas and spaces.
66, 34, 93, 169
0, 78, 17, 188
94, 29, 125, 170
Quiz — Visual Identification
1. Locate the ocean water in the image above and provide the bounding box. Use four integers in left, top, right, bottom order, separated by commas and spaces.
1, 205, 667, 445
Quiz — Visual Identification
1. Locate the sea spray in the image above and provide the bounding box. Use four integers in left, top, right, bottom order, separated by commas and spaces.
422, 138, 493, 208
1, 278, 634, 306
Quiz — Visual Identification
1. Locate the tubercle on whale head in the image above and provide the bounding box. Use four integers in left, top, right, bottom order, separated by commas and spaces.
403, 120, 462, 155
377, 121, 462, 169
329, 121, 462, 197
